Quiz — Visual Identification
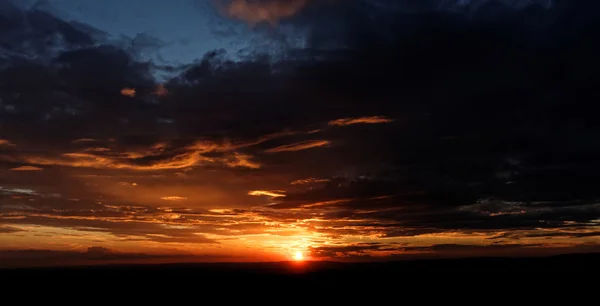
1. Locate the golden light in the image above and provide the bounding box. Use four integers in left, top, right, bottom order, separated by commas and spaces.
293, 251, 304, 261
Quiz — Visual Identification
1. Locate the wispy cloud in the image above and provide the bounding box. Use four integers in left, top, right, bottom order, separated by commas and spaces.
223, 153, 261, 169
160, 196, 188, 201
291, 178, 331, 185
221, 0, 308, 25
9, 165, 43, 171
265, 140, 331, 153
0, 139, 15, 147
248, 190, 286, 198
20, 151, 209, 171
328, 116, 394, 126
8, 139, 263, 171
153, 84, 168, 96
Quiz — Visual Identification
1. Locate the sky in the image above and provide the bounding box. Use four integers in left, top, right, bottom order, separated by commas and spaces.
1, 0, 599, 268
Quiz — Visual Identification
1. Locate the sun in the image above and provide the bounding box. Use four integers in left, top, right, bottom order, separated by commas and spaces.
293, 251, 304, 261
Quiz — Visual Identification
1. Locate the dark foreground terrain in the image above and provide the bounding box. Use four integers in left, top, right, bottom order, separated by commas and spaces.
3, 253, 599, 295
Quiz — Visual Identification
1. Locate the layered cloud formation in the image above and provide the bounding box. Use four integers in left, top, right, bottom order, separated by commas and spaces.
1, 0, 599, 266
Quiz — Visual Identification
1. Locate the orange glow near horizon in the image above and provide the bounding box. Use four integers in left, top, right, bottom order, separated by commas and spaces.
294, 251, 304, 261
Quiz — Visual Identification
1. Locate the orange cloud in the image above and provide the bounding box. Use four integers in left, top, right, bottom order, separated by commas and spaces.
328, 116, 394, 126
221, 0, 308, 25
248, 190, 286, 198
265, 140, 331, 153
9, 166, 43, 171
5, 132, 305, 172
0, 139, 15, 147
120, 88, 136, 97
224, 153, 261, 169
14, 142, 261, 171
161, 196, 188, 201
24, 151, 210, 171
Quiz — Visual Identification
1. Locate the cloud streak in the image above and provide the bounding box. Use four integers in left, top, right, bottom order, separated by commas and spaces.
0, 139, 15, 147
9, 166, 44, 171
248, 190, 287, 198
328, 116, 394, 127
265, 140, 331, 153
161, 196, 188, 201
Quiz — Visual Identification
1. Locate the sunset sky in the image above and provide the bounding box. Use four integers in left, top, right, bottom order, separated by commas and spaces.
1, 0, 599, 267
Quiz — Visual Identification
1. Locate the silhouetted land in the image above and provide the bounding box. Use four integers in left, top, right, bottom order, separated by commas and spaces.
3, 253, 598, 294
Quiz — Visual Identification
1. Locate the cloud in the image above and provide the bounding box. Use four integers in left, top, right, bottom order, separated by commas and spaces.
120, 87, 136, 97
1, 0, 600, 262
0, 139, 15, 147
265, 140, 331, 153
72, 139, 97, 144
220, 0, 309, 25
223, 153, 261, 169
309, 243, 386, 258
328, 116, 394, 126
290, 178, 331, 185
7, 140, 263, 171
9, 166, 44, 171
161, 196, 188, 201
248, 190, 286, 198
0, 226, 23, 234
153, 84, 168, 96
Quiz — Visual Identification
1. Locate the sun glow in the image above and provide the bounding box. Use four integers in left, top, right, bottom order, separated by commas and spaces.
294, 251, 304, 261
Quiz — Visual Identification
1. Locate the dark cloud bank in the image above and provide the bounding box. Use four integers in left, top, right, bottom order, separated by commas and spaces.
1, 0, 599, 261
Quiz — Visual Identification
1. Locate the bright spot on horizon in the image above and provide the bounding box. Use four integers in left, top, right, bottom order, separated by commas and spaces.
294, 251, 304, 261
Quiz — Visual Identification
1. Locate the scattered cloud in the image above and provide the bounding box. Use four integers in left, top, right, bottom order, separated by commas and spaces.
0, 0, 598, 263
328, 116, 394, 127
265, 140, 331, 153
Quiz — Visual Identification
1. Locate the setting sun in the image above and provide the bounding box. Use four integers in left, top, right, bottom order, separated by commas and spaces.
294, 251, 304, 261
